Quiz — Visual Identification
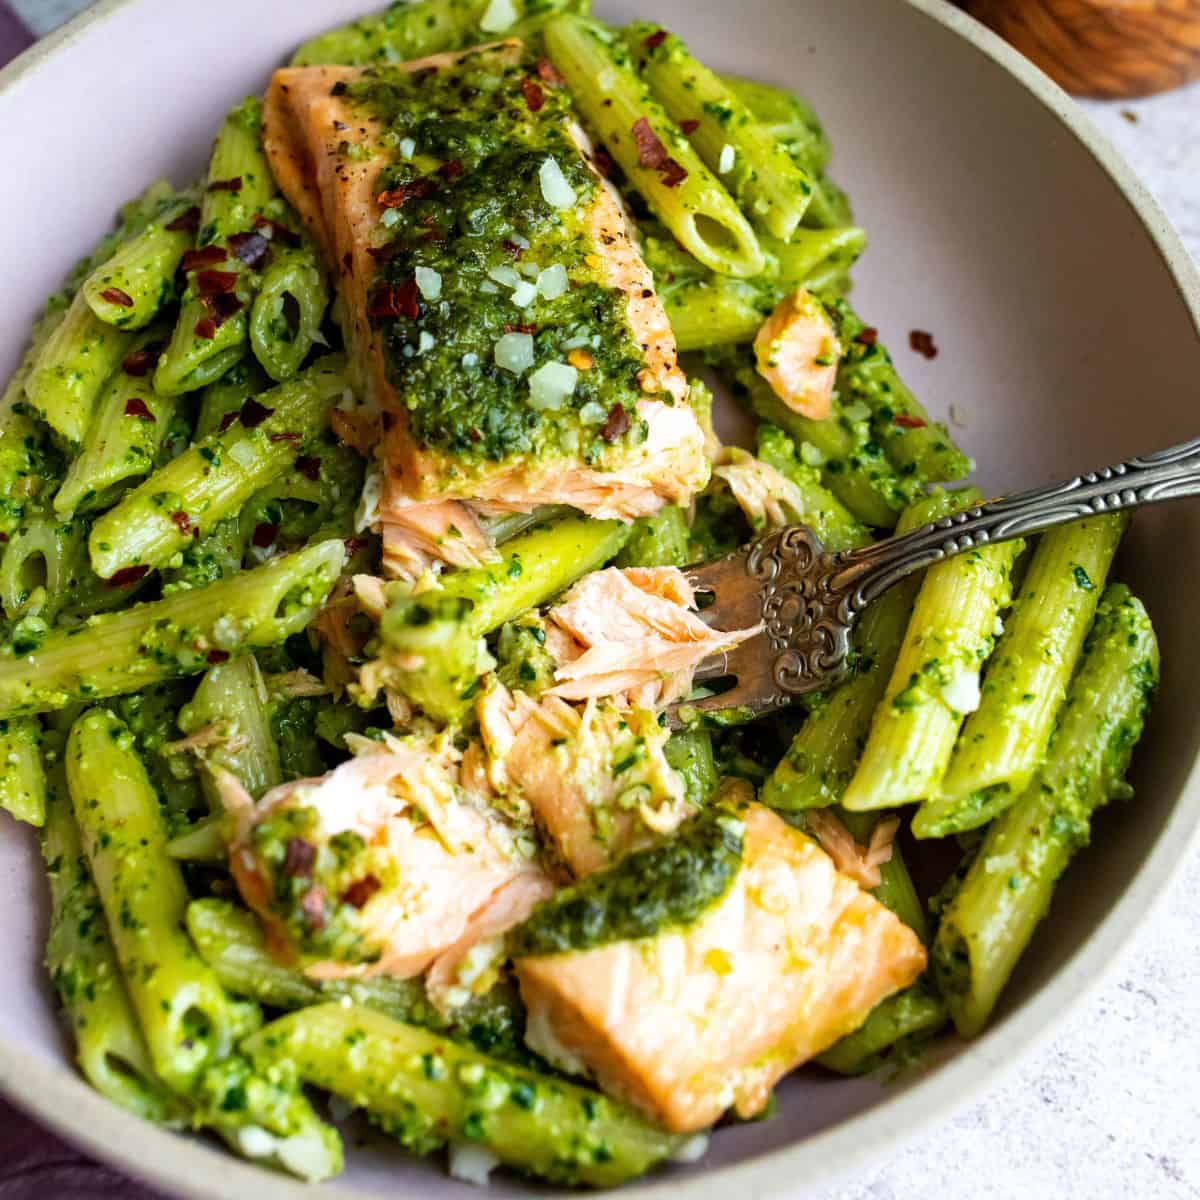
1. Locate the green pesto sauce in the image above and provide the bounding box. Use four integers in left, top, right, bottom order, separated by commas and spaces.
346, 48, 649, 470
509, 806, 745, 958
252, 803, 391, 963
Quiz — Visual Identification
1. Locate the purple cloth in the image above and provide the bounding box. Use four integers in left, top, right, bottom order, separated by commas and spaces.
0, 15, 166, 1192
0, 1096, 164, 1198
0, 1, 31, 65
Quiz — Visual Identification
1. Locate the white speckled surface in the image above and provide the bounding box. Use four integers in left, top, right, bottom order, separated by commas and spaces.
9, 1, 1200, 1196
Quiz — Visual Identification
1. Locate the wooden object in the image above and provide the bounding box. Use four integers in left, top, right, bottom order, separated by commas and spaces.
965, 0, 1200, 97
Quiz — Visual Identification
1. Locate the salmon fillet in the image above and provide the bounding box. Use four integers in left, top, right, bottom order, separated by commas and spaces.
513, 804, 926, 1132
223, 735, 546, 980
263, 44, 708, 546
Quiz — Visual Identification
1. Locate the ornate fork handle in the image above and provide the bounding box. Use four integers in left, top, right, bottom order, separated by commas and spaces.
825, 435, 1200, 614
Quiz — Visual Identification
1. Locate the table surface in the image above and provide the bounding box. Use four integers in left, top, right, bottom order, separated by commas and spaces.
4, 2, 1200, 1198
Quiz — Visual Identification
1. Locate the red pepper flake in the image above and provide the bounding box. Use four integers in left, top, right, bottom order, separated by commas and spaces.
501, 239, 523, 259
252, 215, 301, 247
122, 343, 163, 377
170, 510, 193, 535
296, 455, 322, 482
206, 648, 231, 664
301, 886, 327, 929
343, 536, 368, 557
268, 431, 302, 444
218, 411, 240, 433
437, 158, 464, 181
909, 330, 938, 359
631, 117, 688, 187
282, 837, 316, 878
855, 326, 879, 346
895, 412, 929, 429
643, 28, 668, 48
124, 397, 155, 422
166, 205, 201, 233
368, 277, 420, 320
601, 404, 631, 442
100, 287, 134, 308
107, 564, 149, 589
342, 875, 381, 909
377, 177, 437, 209
207, 176, 242, 193
194, 316, 218, 340
228, 231, 271, 269
679, 118, 701, 135
196, 269, 239, 297
536, 57, 565, 87
591, 146, 614, 178
239, 398, 275, 428
180, 245, 228, 272
252, 521, 279, 548
659, 158, 688, 187
521, 77, 545, 112
0, 532, 8, 543
633, 117, 666, 168
503, 322, 538, 334
203, 292, 243, 326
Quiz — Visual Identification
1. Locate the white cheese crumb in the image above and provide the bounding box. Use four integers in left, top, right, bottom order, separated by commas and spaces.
510, 279, 538, 308
993, 615, 1005, 637
449, 1143, 501, 1187
418, 330, 436, 354
380, 207, 401, 229
537, 263, 569, 299
399, 137, 416, 160
461, 351, 479, 368
229, 440, 257, 469
539, 156, 576, 210
494, 331, 535, 374
479, 0, 518, 33
843, 400, 871, 422
941, 667, 982, 714
718, 143, 736, 174
414, 266, 442, 300
479, 280, 499, 294
509, 232, 530, 249
799, 441, 825, 466
487, 264, 522, 289
528, 361, 578, 410
236, 1126, 279, 1159
671, 1134, 710, 1164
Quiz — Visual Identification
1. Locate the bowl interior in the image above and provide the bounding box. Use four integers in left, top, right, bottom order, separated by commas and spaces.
0, 1, 1197, 1197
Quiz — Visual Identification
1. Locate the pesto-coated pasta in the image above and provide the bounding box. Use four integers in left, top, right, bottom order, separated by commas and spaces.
544, 16, 765, 277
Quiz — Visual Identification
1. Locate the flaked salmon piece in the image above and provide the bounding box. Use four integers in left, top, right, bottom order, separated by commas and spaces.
754, 288, 841, 421
425, 872, 555, 1015
478, 682, 692, 877
513, 804, 926, 1132
225, 734, 545, 980
545, 566, 760, 707
714, 447, 811, 533
806, 809, 899, 891
379, 497, 498, 581
263, 45, 708, 522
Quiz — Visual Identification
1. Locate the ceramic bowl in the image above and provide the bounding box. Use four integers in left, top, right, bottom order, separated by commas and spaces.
0, 1, 1197, 1197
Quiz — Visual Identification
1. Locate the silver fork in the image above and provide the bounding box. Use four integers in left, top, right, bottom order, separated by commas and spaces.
674, 436, 1200, 724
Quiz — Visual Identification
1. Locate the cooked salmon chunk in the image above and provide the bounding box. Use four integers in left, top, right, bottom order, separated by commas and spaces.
223, 734, 546, 980
478, 683, 693, 878
513, 804, 926, 1132
263, 44, 708, 551
754, 287, 842, 420
544, 565, 760, 707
